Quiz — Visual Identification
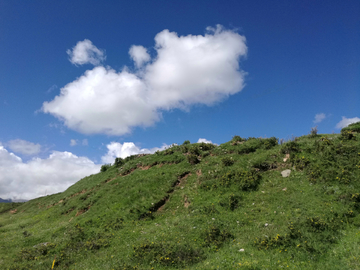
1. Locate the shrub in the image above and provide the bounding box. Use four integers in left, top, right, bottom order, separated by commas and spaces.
232, 135, 245, 144
100, 164, 111, 172
341, 121, 360, 133
280, 141, 300, 154
291, 155, 310, 170
198, 142, 216, 151
133, 241, 204, 266
340, 130, 354, 141
114, 157, 124, 167
189, 146, 201, 156
187, 154, 200, 165
219, 194, 241, 211
220, 169, 261, 191
182, 140, 191, 145
202, 225, 233, 248
221, 156, 234, 166
262, 137, 278, 149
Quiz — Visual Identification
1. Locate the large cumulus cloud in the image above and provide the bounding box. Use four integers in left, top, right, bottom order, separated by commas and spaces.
42, 25, 247, 135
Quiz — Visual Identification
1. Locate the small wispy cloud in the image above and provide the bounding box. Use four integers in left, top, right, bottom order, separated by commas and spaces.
67, 39, 106, 66
7, 139, 41, 156
70, 139, 77, 146
46, 84, 58, 94
335, 116, 360, 129
82, 139, 88, 146
313, 113, 326, 124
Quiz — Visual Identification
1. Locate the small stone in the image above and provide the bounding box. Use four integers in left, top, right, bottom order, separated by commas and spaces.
281, 169, 291, 177
265, 223, 269, 227
282, 187, 287, 191
239, 249, 245, 252
212, 218, 215, 220
261, 191, 265, 193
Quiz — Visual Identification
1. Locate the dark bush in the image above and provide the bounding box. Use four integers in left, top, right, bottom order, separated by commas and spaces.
202, 225, 233, 248
232, 135, 246, 144
182, 140, 191, 145
280, 141, 300, 154
341, 121, 360, 133
219, 194, 241, 211
187, 154, 200, 165
133, 241, 204, 266
198, 142, 216, 151
189, 146, 201, 156
221, 156, 234, 166
220, 169, 261, 191
100, 164, 111, 172
262, 137, 278, 149
340, 130, 354, 141
114, 157, 124, 167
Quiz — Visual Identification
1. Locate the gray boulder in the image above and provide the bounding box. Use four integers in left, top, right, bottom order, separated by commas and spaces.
281, 169, 291, 177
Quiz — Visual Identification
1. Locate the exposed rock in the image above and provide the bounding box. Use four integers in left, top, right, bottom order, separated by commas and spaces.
281, 169, 291, 177
283, 154, 290, 162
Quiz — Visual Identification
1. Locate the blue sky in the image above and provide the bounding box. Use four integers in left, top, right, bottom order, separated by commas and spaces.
0, 0, 359, 200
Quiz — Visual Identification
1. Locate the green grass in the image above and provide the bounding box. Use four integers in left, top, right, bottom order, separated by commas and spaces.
1, 133, 360, 269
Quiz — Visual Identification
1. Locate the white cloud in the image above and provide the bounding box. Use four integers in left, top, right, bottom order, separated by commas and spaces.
129, 45, 151, 68
82, 139, 88, 146
42, 25, 247, 135
7, 139, 41, 155
335, 116, 360, 129
0, 146, 100, 201
70, 139, 77, 146
197, 138, 216, 144
42, 67, 159, 135
101, 142, 170, 164
67, 39, 106, 66
313, 113, 326, 124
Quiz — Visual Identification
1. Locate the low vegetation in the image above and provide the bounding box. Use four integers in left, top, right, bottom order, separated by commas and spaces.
1, 124, 360, 269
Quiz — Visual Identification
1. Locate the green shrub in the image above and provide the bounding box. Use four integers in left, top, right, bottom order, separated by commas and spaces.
262, 137, 278, 149
232, 135, 246, 144
221, 156, 234, 166
220, 169, 261, 191
198, 142, 216, 151
114, 157, 124, 167
219, 194, 241, 211
187, 154, 200, 165
183, 140, 191, 145
341, 121, 360, 133
340, 130, 354, 140
133, 241, 204, 266
189, 145, 201, 156
100, 164, 111, 172
202, 225, 233, 248
291, 155, 310, 170
280, 141, 300, 154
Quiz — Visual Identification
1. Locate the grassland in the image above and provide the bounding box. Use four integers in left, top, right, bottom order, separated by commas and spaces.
1, 125, 360, 269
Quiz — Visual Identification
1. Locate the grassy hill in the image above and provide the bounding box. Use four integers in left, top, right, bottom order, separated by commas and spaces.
1, 124, 360, 269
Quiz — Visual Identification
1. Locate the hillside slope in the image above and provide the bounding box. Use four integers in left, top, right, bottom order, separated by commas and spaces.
1, 127, 360, 269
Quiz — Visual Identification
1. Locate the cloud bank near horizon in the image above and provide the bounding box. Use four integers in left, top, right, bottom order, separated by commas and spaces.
42, 25, 247, 135
0, 145, 100, 201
